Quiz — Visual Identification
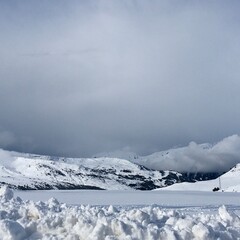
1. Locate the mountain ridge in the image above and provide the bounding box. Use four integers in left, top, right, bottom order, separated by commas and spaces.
0, 149, 221, 190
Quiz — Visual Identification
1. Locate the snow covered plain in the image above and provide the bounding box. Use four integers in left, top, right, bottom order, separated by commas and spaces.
0, 187, 239, 239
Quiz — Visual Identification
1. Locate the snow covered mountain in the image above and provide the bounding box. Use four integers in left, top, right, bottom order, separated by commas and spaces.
0, 149, 220, 190
0, 149, 184, 190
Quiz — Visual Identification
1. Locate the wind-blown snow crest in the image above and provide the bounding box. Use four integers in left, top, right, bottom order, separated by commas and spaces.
0, 187, 240, 239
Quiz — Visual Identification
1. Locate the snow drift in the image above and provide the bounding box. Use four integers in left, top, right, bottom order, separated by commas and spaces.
0, 186, 240, 239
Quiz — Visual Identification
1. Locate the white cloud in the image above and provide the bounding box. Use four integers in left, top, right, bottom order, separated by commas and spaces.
138, 135, 240, 172
0, 148, 14, 168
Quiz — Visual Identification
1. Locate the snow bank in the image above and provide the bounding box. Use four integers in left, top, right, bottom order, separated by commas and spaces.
0, 187, 240, 239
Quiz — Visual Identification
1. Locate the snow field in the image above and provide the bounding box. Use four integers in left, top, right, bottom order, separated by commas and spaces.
0, 187, 240, 239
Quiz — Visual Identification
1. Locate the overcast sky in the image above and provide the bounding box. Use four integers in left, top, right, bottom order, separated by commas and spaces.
0, 0, 240, 157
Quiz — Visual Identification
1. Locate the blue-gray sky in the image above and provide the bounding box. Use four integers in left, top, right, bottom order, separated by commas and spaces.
0, 0, 240, 157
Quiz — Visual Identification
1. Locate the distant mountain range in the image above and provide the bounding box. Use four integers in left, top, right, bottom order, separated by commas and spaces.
0, 149, 222, 190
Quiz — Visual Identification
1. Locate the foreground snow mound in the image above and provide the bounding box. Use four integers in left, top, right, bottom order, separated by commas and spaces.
0, 187, 240, 239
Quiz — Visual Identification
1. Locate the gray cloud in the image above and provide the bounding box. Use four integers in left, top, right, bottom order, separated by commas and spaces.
0, 130, 16, 148
0, 1, 240, 158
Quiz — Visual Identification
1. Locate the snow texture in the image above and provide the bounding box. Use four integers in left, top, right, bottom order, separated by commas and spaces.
0, 187, 240, 240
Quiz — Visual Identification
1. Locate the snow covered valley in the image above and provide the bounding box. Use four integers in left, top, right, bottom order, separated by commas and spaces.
0, 187, 240, 239
1, 146, 240, 239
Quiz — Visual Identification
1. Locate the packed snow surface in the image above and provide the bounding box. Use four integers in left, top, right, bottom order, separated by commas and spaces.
15, 189, 240, 207
0, 187, 240, 239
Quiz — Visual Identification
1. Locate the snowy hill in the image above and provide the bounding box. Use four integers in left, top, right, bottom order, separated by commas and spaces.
158, 164, 240, 192
0, 149, 192, 190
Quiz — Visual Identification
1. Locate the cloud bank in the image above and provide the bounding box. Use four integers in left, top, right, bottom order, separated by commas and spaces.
137, 135, 240, 172
0, 1, 240, 157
